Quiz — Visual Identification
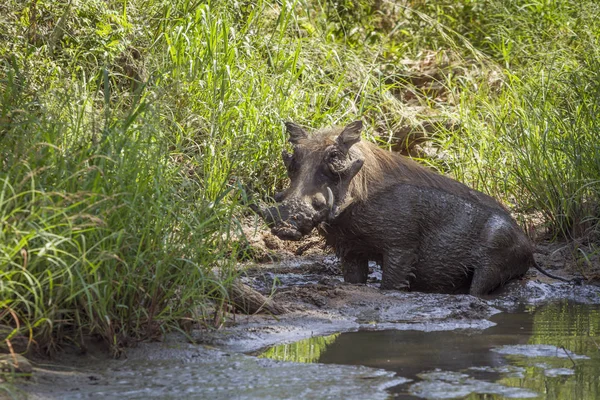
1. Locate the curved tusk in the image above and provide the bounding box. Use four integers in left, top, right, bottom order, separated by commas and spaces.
326, 187, 334, 211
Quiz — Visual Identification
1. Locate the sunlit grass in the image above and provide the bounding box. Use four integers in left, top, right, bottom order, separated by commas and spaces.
0, 0, 403, 352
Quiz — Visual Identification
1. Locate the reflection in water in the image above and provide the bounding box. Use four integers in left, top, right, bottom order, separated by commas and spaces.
259, 333, 339, 363
260, 302, 600, 399
496, 302, 600, 400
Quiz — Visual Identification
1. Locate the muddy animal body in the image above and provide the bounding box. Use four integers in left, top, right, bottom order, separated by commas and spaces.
254, 121, 533, 295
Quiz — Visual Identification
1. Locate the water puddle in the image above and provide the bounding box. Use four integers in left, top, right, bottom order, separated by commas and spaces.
259, 301, 600, 399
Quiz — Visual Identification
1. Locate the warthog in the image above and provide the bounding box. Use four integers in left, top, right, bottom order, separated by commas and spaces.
253, 121, 535, 295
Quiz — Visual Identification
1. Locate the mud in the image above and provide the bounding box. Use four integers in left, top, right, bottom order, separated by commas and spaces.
208, 246, 597, 354
214, 255, 502, 354
18, 343, 407, 399
13, 236, 600, 399
409, 370, 539, 399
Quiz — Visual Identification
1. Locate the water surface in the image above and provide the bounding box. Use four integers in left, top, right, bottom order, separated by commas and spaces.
260, 301, 600, 399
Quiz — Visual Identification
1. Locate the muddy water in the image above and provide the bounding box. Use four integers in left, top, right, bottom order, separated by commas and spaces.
260, 301, 600, 399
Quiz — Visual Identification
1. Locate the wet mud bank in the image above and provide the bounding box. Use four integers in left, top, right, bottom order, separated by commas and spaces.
18, 342, 407, 399
15, 252, 600, 399
201, 254, 599, 354
202, 256, 500, 354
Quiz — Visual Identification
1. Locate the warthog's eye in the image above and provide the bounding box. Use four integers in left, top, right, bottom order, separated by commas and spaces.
328, 149, 341, 160
282, 150, 297, 175
282, 150, 292, 167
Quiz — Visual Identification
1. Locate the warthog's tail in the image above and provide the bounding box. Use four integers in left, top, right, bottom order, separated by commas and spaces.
533, 262, 583, 285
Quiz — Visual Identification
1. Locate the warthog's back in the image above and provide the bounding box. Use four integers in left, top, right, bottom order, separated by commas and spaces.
325, 182, 532, 294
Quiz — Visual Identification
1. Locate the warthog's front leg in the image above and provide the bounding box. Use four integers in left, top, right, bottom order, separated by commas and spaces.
381, 249, 418, 291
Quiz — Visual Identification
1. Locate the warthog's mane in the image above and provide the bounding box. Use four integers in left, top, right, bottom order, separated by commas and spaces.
302, 127, 504, 209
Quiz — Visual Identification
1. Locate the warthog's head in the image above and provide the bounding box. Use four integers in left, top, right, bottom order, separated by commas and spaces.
252, 121, 365, 240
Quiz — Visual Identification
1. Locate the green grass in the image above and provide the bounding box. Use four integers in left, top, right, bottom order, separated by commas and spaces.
1, 0, 599, 355
412, 0, 600, 238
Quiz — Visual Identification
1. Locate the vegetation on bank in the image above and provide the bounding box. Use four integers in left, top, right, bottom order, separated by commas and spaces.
1, 0, 599, 358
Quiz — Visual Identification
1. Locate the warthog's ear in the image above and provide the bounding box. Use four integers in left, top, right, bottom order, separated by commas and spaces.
336, 121, 363, 154
285, 122, 308, 144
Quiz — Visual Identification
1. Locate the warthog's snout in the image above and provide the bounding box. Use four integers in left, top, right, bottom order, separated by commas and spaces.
251, 192, 334, 241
